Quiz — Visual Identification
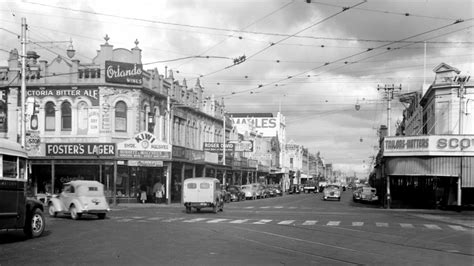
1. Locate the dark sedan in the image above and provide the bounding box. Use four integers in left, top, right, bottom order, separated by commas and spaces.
227, 185, 245, 202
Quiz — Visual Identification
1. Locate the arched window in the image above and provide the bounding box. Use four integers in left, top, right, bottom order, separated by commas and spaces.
115, 101, 127, 132
77, 101, 88, 134
61, 101, 72, 131
45, 102, 56, 131
0, 100, 7, 132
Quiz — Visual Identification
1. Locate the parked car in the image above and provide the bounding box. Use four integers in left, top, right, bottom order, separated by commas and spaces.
183, 177, 224, 213
303, 181, 318, 193
352, 187, 363, 202
227, 185, 245, 202
288, 184, 300, 194
358, 186, 379, 203
323, 185, 341, 201
259, 184, 271, 198
272, 185, 283, 196
48, 180, 110, 220
241, 184, 258, 200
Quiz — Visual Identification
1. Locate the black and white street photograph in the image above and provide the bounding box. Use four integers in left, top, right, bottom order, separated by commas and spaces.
0, 0, 473, 265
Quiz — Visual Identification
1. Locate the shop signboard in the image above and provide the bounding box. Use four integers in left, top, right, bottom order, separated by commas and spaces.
46, 143, 116, 156
117, 131, 171, 159
227, 140, 254, 152
203, 142, 234, 153
26, 86, 100, 106
105, 61, 143, 85
383, 135, 474, 156
128, 160, 163, 167
231, 116, 278, 137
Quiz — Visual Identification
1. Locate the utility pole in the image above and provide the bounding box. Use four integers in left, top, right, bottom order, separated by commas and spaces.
377, 84, 401, 209
222, 98, 226, 187
20, 17, 27, 148
454, 75, 470, 210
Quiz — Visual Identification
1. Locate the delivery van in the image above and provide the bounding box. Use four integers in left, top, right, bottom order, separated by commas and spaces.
183, 177, 224, 213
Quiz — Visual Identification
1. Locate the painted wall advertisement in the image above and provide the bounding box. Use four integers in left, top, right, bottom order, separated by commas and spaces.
231, 116, 278, 137
117, 131, 171, 160
383, 135, 474, 156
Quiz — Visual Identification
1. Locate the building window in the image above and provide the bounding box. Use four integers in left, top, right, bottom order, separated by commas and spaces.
61, 101, 72, 131
115, 101, 127, 132
0, 99, 6, 132
45, 101, 56, 131
77, 101, 88, 134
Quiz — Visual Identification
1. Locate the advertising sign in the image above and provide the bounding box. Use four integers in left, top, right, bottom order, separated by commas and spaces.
27, 86, 100, 106
231, 116, 279, 137
46, 143, 116, 156
203, 142, 234, 153
105, 60, 143, 85
117, 131, 171, 159
383, 135, 474, 156
227, 140, 254, 152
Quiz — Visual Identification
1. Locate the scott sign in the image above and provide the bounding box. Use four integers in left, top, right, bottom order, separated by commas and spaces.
383, 135, 474, 156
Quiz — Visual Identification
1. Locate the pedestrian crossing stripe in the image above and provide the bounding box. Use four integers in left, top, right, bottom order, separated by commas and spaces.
254, 219, 272, 224
424, 224, 442, 230
400, 223, 414, 228
111, 216, 468, 231
183, 218, 208, 223
229, 219, 249, 224
448, 225, 466, 231
278, 220, 295, 225
260, 206, 271, 209
207, 219, 229, 223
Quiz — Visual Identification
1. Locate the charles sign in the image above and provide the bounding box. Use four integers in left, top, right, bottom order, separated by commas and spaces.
105, 60, 143, 85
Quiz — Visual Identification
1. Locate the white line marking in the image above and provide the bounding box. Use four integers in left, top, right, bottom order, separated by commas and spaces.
327, 221, 340, 226
162, 218, 185, 223
260, 206, 271, 209
244, 206, 254, 209
253, 219, 272, 224
424, 224, 441, 230
117, 219, 133, 222
147, 217, 163, 221
131, 216, 144, 219
352, 222, 364, 226
400, 223, 414, 228
229, 219, 249, 224
183, 218, 208, 223
207, 219, 229, 223
302, 220, 317, 225
448, 225, 466, 231
376, 222, 388, 227
278, 220, 295, 225
274, 206, 284, 209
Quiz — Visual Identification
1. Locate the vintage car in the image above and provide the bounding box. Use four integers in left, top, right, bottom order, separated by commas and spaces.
359, 186, 379, 203
227, 185, 245, 202
241, 184, 258, 200
183, 177, 224, 213
48, 180, 110, 220
323, 185, 341, 201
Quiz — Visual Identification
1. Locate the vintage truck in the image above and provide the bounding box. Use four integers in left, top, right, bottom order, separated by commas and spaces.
303, 181, 318, 193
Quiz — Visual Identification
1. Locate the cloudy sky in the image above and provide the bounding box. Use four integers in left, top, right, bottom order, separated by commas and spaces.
1, 0, 473, 177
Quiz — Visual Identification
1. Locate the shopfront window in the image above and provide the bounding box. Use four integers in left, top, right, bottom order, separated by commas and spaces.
61, 101, 72, 131
115, 101, 127, 132
45, 101, 56, 131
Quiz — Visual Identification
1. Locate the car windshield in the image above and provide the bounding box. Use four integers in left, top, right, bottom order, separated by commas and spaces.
326, 185, 339, 190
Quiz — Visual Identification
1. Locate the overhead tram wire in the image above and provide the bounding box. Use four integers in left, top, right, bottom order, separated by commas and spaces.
175, 1, 294, 69
223, 18, 472, 98
199, 0, 367, 79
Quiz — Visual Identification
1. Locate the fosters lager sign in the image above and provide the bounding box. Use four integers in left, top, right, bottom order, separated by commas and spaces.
105, 60, 143, 85
383, 135, 474, 156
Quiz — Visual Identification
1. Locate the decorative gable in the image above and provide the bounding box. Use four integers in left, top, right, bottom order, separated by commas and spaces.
433, 62, 460, 85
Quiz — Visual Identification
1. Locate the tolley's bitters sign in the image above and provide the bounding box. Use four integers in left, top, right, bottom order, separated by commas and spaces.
105, 60, 143, 85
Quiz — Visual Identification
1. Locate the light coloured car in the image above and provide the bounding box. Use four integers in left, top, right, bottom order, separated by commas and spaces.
323, 185, 341, 201
48, 180, 110, 220
359, 187, 379, 202
183, 177, 224, 213
241, 184, 258, 200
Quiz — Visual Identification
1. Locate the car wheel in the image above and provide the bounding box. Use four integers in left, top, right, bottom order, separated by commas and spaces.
24, 208, 45, 238
48, 204, 57, 217
97, 213, 106, 219
213, 204, 218, 214
70, 205, 82, 220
